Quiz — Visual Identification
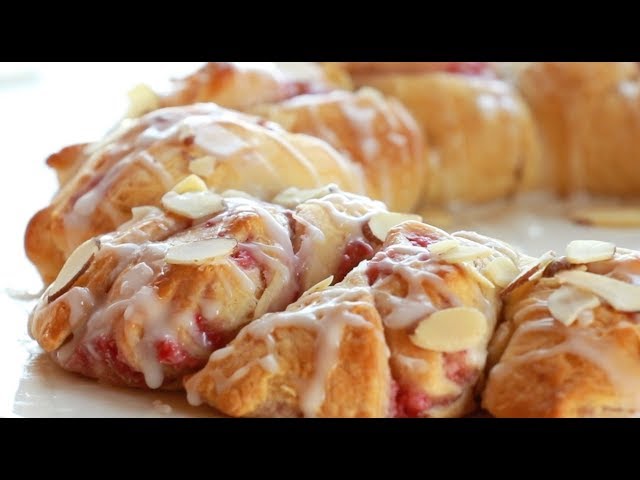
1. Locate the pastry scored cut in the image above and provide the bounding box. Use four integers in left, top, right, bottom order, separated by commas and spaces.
483, 241, 640, 417
185, 221, 528, 417
25, 103, 369, 284
251, 88, 425, 213
339, 62, 542, 205
28, 186, 390, 389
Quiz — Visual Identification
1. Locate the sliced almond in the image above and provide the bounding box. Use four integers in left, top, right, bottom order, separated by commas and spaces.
303, 276, 334, 297
368, 212, 423, 242
571, 206, 640, 228
48, 238, 100, 303
126, 83, 159, 118
161, 190, 225, 219
189, 156, 217, 178
410, 307, 488, 352
565, 240, 616, 264
165, 238, 237, 266
427, 239, 459, 255
501, 250, 556, 299
483, 257, 520, 288
462, 264, 495, 291
555, 270, 640, 312
547, 285, 601, 326
172, 174, 208, 194
438, 245, 493, 264
272, 184, 339, 208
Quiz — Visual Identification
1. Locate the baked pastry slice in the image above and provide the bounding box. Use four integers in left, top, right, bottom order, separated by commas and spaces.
28, 186, 389, 389
185, 220, 526, 417
365, 223, 527, 417
251, 88, 425, 213
25, 103, 367, 283
341, 62, 541, 205
513, 62, 640, 197
185, 271, 392, 417
483, 240, 640, 417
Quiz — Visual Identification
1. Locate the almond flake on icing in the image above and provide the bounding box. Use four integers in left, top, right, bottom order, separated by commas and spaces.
165, 238, 237, 266
427, 239, 459, 255
48, 238, 100, 303
272, 184, 339, 208
161, 190, 225, 219
172, 174, 208, 194
483, 257, 520, 288
501, 250, 556, 299
555, 270, 640, 312
368, 212, 423, 241
409, 307, 488, 352
303, 276, 334, 297
565, 240, 616, 264
126, 83, 160, 117
438, 245, 493, 264
547, 284, 601, 326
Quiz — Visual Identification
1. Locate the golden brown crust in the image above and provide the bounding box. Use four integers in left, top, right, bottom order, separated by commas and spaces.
251, 88, 426, 212
185, 221, 524, 417
184, 273, 391, 418
28, 188, 388, 390
156, 62, 351, 113
514, 62, 640, 196
25, 103, 366, 283
483, 252, 640, 418
350, 71, 541, 204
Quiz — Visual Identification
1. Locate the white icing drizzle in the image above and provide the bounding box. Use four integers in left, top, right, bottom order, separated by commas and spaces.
293, 190, 387, 290
36, 187, 392, 390
206, 285, 378, 417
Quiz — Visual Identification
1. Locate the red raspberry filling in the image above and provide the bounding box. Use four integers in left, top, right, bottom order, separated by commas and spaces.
155, 339, 201, 369
395, 387, 433, 418
195, 313, 225, 350
443, 351, 476, 385
335, 239, 375, 282
231, 247, 258, 269
65, 335, 145, 387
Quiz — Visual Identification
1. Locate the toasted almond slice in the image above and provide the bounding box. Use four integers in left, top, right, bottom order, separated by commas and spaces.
501, 250, 556, 299
189, 156, 217, 178
571, 206, 640, 228
438, 245, 493, 264
368, 212, 423, 241
547, 285, 601, 326
462, 264, 495, 291
48, 238, 100, 303
272, 184, 339, 208
165, 238, 237, 266
483, 257, 520, 288
303, 276, 334, 297
565, 240, 616, 264
427, 239, 459, 255
410, 307, 487, 352
126, 83, 159, 117
161, 190, 225, 219
555, 270, 640, 312
172, 174, 208, 194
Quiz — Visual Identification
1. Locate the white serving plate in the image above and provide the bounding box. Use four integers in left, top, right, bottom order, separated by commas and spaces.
2, 63, 638, 417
